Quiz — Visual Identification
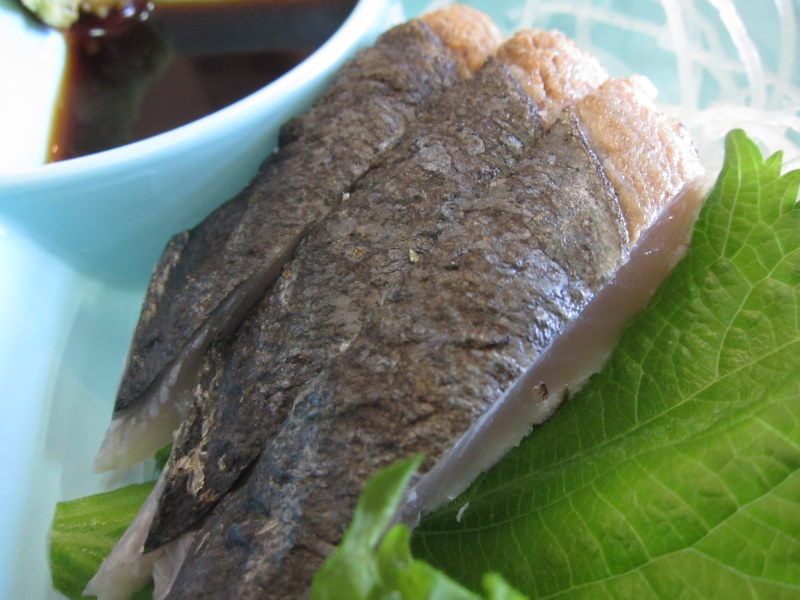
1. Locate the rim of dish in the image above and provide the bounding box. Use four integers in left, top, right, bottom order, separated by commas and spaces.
0, 0, 386, 185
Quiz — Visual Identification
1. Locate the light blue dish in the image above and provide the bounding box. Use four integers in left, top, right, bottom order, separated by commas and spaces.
0, 0, 796, 598
0, 0, 398, 288
0, 0, 397, 597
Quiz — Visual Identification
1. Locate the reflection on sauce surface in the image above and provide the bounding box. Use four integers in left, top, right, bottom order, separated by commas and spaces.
48, 0, 355, 162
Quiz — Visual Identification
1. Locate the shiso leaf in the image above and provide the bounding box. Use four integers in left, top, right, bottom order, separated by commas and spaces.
311, 455, 526, 600
410, 129, 800, 597
50, 482, 155, 600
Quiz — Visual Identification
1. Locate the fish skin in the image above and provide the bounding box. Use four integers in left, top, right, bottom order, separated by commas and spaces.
159, 112, 629, 600
145, 59, 546, 550
111, 19, 464, 418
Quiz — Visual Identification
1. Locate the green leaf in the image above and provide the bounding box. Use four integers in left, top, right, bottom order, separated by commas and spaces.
411, 130, 800, 598
312, 455, 425, 599
311, 456, 527, 600
481, 573, 529, 600
50, 483, 156, 600
375, 524, 481, 600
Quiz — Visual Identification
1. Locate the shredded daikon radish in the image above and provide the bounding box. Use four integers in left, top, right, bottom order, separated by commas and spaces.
662, 0, 698, 109
707, 0, 767, 109
776, 0, 797, 108
509, 2, 665, 38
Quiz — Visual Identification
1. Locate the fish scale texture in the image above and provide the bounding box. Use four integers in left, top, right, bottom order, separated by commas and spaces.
147, 58, 545, 550
160, 107, 629, 600
114, 19, 462, 415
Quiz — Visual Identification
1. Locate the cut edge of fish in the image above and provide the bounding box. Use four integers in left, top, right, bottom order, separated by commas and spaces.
94, 239, 304, 472
396, 45, 709, 526
397, 177, 708, 527
84, 472, 167, 600
84, 471, 197, 600
152, 532, 197, 600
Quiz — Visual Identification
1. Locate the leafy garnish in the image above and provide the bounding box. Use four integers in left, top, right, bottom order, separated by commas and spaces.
311, 456, 526, 600
50, 482, 155, 600
410, 130, 800, 596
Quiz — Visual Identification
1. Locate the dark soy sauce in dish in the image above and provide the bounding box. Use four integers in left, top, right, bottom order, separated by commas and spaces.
48, 0, 355, 162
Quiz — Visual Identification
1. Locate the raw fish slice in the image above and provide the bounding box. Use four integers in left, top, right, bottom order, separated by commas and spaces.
158, 71, 704, 600
86, 9, 503, 598
145, 24, 612, 552
159, 110, 634, 600
401, 180, 706, 526
90, 24, 617, 598
95, 6, 503, 471
90, 23, 705, 600
87, 9, 506, 597
401, 77, 706, 520
146, 57, 545, 550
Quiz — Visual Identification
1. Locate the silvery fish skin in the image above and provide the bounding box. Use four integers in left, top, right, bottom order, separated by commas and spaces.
96, 16, 495, 471
145, 58, 546, 550
157, 111, 630, 600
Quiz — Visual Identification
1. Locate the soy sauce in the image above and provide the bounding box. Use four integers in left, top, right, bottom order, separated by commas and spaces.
48, 0, 355, 162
